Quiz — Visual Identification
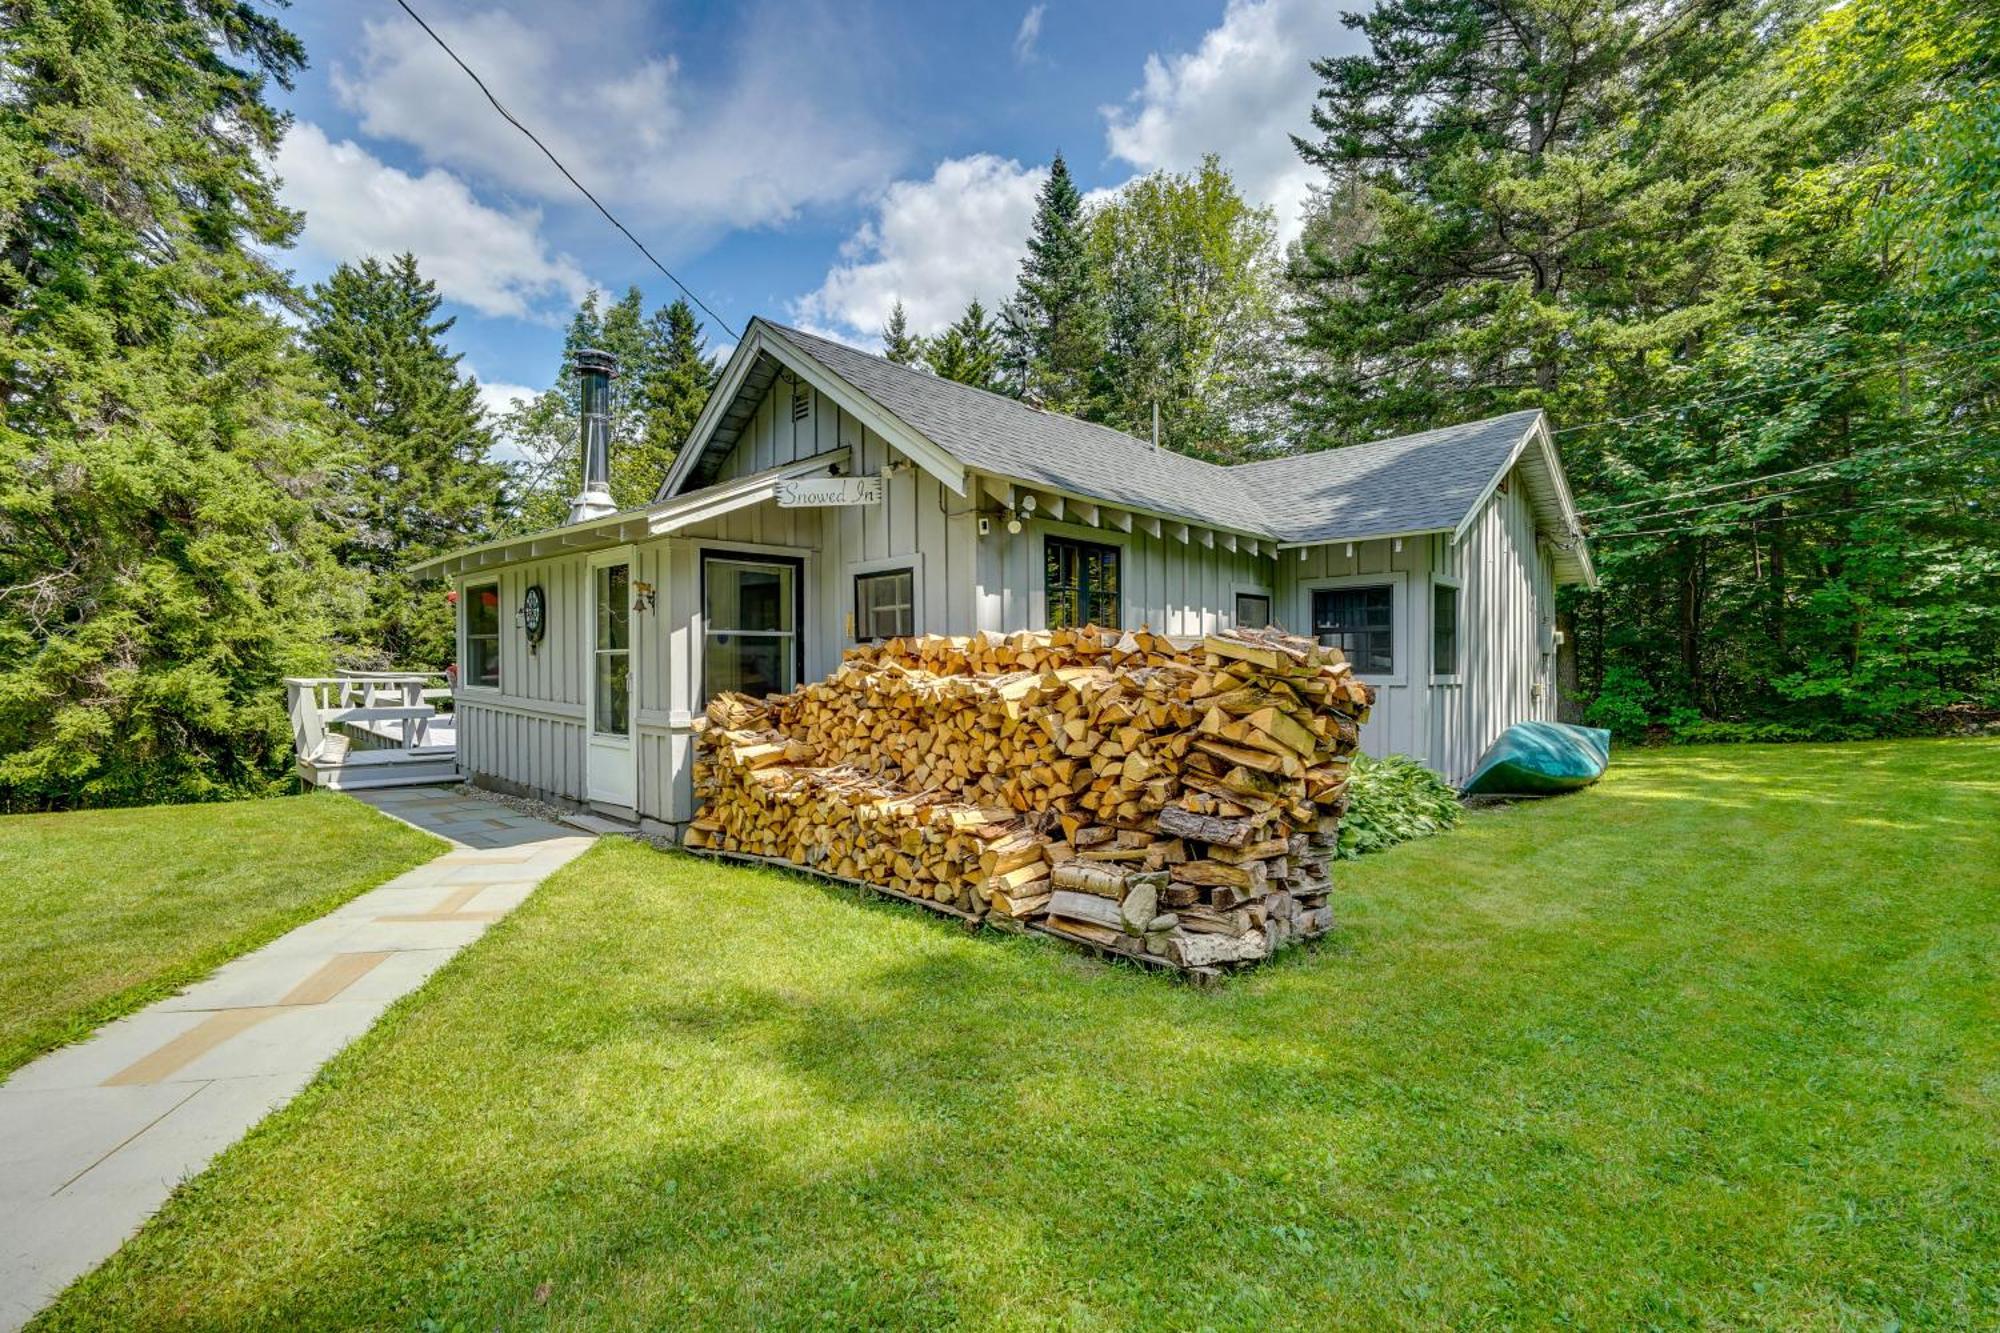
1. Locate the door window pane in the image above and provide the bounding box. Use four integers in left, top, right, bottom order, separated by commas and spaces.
855, 568, 915, 640
1312, 585, 1395, 673
704, 557, 797, 699
593, 563, 630, 736
1045, 537, 1121, 629
1432, 583, 1459, 676
1235, 592, 1271, 628
464, 583, 500, 689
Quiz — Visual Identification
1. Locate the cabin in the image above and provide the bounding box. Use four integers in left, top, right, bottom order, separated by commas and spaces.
409, 318, 1596, 835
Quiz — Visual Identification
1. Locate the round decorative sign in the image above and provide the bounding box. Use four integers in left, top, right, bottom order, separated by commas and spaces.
521, 584, 548, 645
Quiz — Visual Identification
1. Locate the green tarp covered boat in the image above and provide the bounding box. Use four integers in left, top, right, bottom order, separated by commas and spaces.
1461, 721, 1611, 796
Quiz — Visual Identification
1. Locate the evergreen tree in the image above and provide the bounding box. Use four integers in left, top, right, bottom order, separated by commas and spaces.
925, 298, 1006, 391
629, 299, 718, 504
0, 0, 350, 809
881, 301, 921, 366
304, 254, 508, 670
1001, 153, 1102, 411
1286, 0, 2000, 731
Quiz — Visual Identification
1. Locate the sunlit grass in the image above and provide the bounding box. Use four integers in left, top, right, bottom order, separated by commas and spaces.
37, 739, 2000, 1329
0, 792, 442, 1077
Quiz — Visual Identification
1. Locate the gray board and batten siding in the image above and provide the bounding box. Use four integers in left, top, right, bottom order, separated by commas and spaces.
432, 318, 1593, 831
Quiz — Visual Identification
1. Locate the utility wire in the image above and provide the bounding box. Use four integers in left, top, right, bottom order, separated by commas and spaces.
390, 0, 740, 340
1587, 478, 1847, 526
1553, 334, 2000, 437
1577, 434, 1988, 517
1592, 497, 1954, 540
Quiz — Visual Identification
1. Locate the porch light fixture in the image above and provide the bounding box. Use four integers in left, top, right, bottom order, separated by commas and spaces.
1018, 495, 1037, 513
1006, 511, 1024, 535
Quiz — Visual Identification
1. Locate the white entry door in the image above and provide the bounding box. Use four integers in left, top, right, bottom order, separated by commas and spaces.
585, 549, 638, 809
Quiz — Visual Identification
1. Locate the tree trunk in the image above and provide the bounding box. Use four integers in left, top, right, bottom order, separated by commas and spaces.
1556, 607, 1581, 722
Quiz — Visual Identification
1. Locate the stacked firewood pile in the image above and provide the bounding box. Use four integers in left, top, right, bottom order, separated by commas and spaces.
685, 626, 1372, 973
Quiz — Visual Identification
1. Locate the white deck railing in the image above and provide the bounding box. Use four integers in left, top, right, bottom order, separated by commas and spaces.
284, 672, 454, 764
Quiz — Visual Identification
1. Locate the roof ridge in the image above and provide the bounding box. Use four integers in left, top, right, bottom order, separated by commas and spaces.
761, 317, 1246, 471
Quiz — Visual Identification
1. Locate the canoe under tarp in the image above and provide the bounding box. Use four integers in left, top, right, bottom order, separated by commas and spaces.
1461, 721, 1611, 796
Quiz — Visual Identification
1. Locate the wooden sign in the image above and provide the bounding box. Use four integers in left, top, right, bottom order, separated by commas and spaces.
776, 476, 885, 507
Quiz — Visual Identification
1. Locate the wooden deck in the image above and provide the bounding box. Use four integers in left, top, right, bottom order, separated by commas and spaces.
285, 673, 461, 791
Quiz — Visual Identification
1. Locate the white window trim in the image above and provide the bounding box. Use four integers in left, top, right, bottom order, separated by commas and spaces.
1229, 582, 1276, 632
1429, 574, 1464, 686
847, 551, 925, 641
457, 575, 504, 698
1297, 570, 1409, 686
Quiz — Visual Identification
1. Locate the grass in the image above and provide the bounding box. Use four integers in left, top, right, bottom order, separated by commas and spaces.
36, 740, 2000, 1330
0, 791, 442, 1078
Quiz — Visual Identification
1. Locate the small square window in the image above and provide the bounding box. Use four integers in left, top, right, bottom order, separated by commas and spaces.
855, 568, 915, 641
1433, 583, 1459, 676
1312, 585, 1394, 674
1235, 592, 1271, 628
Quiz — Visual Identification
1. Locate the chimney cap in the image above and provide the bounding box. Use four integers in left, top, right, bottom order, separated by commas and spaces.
572, 347, 619, 378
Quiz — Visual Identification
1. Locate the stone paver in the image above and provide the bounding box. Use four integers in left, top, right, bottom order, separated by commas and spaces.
0, 788, 593, 1331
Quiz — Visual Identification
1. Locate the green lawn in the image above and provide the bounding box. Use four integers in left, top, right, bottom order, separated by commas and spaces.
0, 791, 442, 1078
37, 740, 2000, 1330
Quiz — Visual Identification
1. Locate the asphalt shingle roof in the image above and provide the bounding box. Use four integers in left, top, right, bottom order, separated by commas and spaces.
757, 321, 1543, 545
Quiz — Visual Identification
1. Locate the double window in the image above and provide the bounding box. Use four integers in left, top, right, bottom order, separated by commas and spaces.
1045, 536, 1121, 630
704, 555, 799, 700
855, 567, 915, 641
1311, 585, 1394, 674
463, 582, 501, 689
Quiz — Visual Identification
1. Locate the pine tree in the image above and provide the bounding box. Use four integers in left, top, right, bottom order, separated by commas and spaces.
305, 254, 508, 669
925, 298, 1006, 391
1002, 153, 1102, 411
0, 0, 350, 809
629, 299, 718, 503
881, 301, 921, 366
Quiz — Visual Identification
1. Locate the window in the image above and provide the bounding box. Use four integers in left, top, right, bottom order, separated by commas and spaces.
855, 567, 915, 641
1311, 585, 1394, 673
1432, 582, 1460, 677
704, 556, 799, 699
463, 582, 500, 689
1045, 536, 1120, 630
593, 563, 630, 736
1235, 591, 1272, 628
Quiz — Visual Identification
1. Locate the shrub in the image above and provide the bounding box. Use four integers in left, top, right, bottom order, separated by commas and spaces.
1336, 753, 1462, 859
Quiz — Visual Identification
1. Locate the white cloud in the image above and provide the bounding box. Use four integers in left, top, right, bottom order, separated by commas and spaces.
1102, 0, 1351, 243
474, 377, 544, 463
1014, 4, 1047, 63
333, 5, 898, 237
275, 123, 593, 320
793, 155, 1047, 342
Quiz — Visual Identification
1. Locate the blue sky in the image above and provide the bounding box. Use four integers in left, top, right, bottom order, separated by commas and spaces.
270, 0, 1359, 419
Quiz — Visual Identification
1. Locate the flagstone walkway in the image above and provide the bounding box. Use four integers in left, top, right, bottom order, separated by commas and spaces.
0, 788, 594, 1331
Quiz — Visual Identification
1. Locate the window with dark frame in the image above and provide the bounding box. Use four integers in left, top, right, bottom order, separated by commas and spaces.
1044, 536, 1121, 630
464, 582, 500, 689
1311, 585, 1394, 674
1432, 582, 1459, 677
1235, 591, 1272, 628
854, 567, 915, 641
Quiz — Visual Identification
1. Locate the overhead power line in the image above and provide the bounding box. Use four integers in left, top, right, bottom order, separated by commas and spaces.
1577, 433, 1989, 517
1591, 497, 1954, 540
1553, 334, 2000, 437
390, 0, 740, 340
